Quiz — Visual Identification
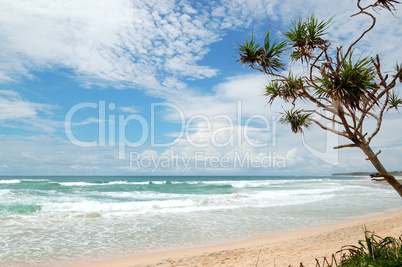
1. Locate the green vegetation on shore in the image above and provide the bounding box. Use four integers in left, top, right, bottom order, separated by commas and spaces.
311, 229, 402, 267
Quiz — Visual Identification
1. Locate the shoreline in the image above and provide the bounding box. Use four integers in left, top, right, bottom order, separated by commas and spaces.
75, 209, 402, 267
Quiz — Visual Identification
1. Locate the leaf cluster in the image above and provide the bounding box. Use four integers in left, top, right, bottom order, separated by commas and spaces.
236, 30, 287, 73
388, 90, 402, 110
336, 228, 402, 267
279, 109, 312, 133
373, 0, 401, 14
393, 63, 402, 83
236, 15, 331, 74
283, 15, 331, 62
315, 53, 379, 110
264, 74, 304, 104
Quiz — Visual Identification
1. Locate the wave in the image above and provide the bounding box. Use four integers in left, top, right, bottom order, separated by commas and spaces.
0, 189, 11, 196
27, 187, 335, 215
57, 181, 152, 187
20, 179, 51, 182
1, 177, 382, 217
58, 182, 96, 186
1, 204, 41, 214
52, 178, 346, 189
0, 179, 21, 184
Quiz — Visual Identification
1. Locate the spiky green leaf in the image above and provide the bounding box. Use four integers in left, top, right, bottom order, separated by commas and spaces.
388, 90, 402, 110
315, 52, 379, 110
235, 33, 262, 67
264, 81, 280, 104
261, 29, 288, 72
393, 62, 402, 83
283, 15, 331, 62
279, 109, 312, 134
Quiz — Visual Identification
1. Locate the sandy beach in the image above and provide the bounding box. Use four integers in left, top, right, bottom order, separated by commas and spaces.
76, 209, 402, 267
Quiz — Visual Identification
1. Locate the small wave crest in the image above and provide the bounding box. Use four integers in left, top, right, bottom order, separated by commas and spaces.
0, 179, 21, 184
1, 204, 41, 214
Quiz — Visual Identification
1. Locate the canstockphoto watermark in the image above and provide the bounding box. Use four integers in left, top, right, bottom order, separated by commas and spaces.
64, 101, 279, 159
129, 151, 286, 172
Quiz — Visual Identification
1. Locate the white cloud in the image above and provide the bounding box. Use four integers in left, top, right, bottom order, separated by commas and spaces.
0, 0, 225, 95
0, 90, 38, 120
67, 117, 100, 126
0, 0, 401, 175
118, 106, 139, 113
0, 90, 57, 132
0, 135, 122, 175
0, 164, 8, 170
1, 0, 401, 91
71, 165, 100, 171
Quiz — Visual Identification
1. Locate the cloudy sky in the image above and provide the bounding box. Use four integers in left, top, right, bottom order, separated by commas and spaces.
0, 0, 401, 176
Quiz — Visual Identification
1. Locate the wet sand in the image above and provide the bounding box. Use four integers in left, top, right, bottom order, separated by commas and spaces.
76, 209, 402, 267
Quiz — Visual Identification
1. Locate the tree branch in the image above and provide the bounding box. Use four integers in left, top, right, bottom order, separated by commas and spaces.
334, 143, 358, 149
304, 109, 343, 125
336, 105, 357, 140
367, 92, 389, 145
345, 1, 376, 58
309, 118, 349, 138
370, 172, 393, 179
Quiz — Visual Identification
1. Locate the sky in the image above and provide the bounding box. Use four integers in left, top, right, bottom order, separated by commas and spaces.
0, 0, 401, 176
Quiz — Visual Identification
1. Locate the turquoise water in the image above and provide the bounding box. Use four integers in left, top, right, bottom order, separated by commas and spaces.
0, 176, 401, 266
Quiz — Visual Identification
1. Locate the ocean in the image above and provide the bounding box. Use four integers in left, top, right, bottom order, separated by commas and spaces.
0, 175, 401, 266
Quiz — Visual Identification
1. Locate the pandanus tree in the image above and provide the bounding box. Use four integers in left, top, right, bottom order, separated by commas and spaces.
236, 0, 402, 197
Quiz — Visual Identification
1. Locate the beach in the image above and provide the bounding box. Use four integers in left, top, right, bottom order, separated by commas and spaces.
77, 209, 402, 267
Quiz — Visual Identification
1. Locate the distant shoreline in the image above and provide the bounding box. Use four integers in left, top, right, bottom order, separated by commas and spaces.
333, 171, 402, 177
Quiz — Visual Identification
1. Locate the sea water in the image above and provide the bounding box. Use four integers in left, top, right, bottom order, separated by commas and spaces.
0, 176, 401, 266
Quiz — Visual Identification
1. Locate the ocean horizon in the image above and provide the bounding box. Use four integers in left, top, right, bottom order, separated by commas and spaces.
1, 175, 401, 266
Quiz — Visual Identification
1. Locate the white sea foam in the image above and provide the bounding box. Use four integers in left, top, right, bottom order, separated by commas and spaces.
0, 179, 20, 184
58, 182, 95, 186
99, 191, 188, 200
20, 179, 51, 182
201, 179, 329, 188
171, 181, 199, 185
58, 181, 152, 186
0, 189, 11, 196
150, 181, 166, 185
1, 176, 401, 267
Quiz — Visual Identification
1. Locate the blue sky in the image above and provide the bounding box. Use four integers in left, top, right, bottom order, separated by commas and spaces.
0, 0, 401, 175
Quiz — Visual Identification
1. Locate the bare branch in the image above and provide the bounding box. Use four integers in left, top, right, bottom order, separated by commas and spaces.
299, 87, 327, 109
372, 55, 387, 89
309, 118, 349, 138
375, 65, 402, 100
365, 149, 382, 159
304, 109, 343, 125
372, 178, 386, 181
367, 91, 389, 145
345, 1, 376, 57
370, 172, 393, 179
336, 106, 357, 140
342, 105, 354, 119
354, 97, 384, 139
309, 46, 327, 84
343, 104, 358, 133
366, 111, 379, 120
334, 144, 358, 149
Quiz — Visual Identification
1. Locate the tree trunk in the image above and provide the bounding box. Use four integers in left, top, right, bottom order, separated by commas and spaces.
360, 144, 402, 198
